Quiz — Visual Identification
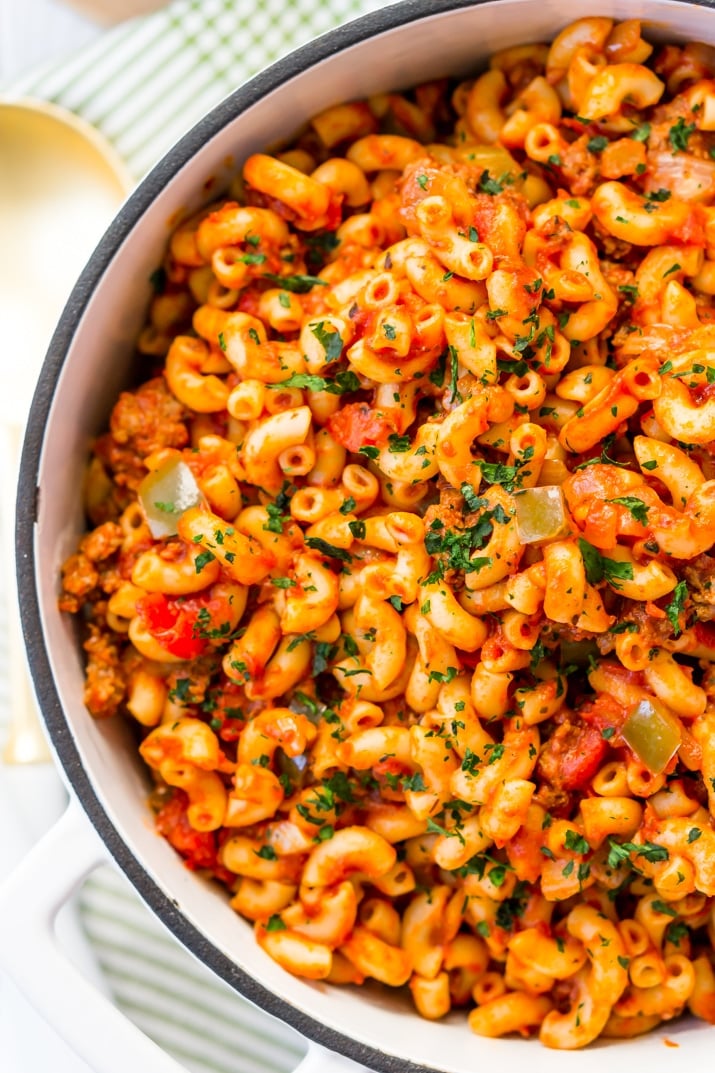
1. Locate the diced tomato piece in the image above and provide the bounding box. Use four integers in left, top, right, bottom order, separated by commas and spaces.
155, 791, 218, 871
136, 589, 233, 660
156, 791, 235, 884
537, 716, 609, 791
695, 621, 715, 649
579, 693, 629, 733
237, 285, 263, 318
328, 403, 398, 452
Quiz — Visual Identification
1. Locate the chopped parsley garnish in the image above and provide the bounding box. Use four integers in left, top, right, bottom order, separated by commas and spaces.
269, 370, 360, 395
669, 117, 697, 153
423, 506, 507, 582
261, 273, 329, 292
665, 579, 688, 636
387, 433, 411, 453
609, 496, 649, 525
564, 830, 590, 855
263, 502, 289, 534
460, 482, 485, 513
255, 845, 277, 860
478, 170, 504, 195
310, 321, 343, 363
304, 537, 352, 562
666, 921, 689, 945
265, 914, 286, 932
479, 461, 519, 492
652, 899, 678, 917
577, 538, 634, 589
607, 839, 669, 869
194, 549, 216, 573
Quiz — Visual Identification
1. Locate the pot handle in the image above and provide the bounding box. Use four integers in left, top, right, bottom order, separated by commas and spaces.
0, 800, 188, 1073
0, 799, 372, 1073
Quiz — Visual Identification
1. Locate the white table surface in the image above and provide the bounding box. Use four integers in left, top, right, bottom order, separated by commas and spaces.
0, 9, 146, 1072
0, 0, 102, 86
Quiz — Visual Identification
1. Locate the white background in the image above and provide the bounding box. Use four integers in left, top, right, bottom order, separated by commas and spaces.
1, 7, 152, 1071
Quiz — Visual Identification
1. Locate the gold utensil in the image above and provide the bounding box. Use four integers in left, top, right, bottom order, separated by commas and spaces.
0, 98, 131, 764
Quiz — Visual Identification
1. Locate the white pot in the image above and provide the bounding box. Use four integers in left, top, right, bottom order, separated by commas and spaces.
5, 2, 715, 1072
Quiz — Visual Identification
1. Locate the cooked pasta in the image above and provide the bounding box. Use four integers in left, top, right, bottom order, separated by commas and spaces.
60, 16, 715, 1049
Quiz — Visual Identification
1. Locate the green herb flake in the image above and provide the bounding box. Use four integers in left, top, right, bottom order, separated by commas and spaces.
261, 273, 329, 292
665, 579, 688, 637
270, 370, 360, 395
478, 170, 504, 195
577, 537, 634, 589
305, 537, 352, 562
609, 496, 649, 525
239, 251, 267, 266
194, 549, 216, 574
265, 914, 287, 932
652, 899, 678, 917
587, 135, 608, 153
310, 321, 343, 363
387, 433, 411, 453
669, 117, 697, 153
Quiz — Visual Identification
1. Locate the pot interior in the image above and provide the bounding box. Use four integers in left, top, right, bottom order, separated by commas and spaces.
24, 1, 715, 1070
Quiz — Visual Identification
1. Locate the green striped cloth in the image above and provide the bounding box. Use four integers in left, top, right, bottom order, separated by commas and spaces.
8, 1, 394, 1070
8, 0, 387, 180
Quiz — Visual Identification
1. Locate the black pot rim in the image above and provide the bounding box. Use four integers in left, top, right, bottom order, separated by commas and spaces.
16, 1, 715, 1070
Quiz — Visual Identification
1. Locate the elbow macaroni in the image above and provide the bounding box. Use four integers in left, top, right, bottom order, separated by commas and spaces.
61, 16, 715, 1051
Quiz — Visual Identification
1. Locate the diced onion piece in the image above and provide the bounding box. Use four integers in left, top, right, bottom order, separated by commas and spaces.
646, 151, 715, 203
138, 459, 202, 538
622, 698, 681, 775
514, 486, 569, 544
